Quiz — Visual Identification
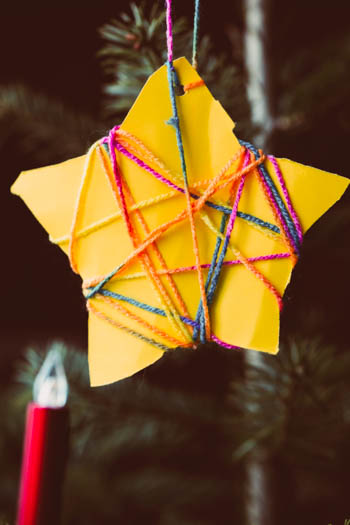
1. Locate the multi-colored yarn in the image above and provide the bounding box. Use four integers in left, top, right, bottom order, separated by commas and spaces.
62, 119, 303, 353
54, 0, 304, 354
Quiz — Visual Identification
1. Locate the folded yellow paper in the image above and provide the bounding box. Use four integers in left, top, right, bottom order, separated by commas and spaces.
11, 57, 349, 386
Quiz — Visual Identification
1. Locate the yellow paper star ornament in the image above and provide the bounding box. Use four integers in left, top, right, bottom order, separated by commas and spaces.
11, 58, 349, 386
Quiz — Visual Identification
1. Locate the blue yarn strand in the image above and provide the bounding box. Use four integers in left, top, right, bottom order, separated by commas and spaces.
166, 62, 190, 187
99, 289, 198, 329
166, 59, 212, 341
193, 213, 227, 342
239, 139, 300, 251
192, 0, 200, 67
201, 140, 300, 312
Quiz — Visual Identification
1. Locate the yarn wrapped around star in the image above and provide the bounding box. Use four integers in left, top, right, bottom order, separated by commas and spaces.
11, 57, 349, 385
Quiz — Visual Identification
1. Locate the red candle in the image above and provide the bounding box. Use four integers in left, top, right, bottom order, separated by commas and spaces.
17, 349, 69, 525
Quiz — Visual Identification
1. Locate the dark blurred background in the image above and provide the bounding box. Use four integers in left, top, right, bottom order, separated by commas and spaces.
1, 1, 350, 524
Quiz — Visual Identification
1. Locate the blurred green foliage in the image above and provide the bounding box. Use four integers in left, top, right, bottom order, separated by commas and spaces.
2, 337, 350, 524
98, 2, 250, 134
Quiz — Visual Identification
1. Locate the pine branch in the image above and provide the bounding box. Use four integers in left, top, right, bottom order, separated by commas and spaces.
6, 341, 245, 525
98, 2, 250, 134
229, 338, 350, 469
0, 85, 100, 169
277, 33, 350, 132
4, 336, 350, 523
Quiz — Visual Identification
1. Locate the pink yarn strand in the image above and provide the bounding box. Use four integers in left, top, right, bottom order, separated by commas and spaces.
224, 151, 250, 241
211, 334, 240, 349
165, 253, 291, 275
165, 0, 173, 63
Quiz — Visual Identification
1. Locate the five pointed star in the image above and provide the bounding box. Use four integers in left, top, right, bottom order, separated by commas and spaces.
11, 57, 349, 386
